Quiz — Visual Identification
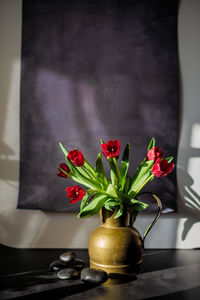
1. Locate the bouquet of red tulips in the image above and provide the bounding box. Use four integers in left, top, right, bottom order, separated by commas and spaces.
57, 138, 174, 221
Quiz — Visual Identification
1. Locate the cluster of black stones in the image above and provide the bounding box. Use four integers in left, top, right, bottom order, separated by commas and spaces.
50, 251, 108, 285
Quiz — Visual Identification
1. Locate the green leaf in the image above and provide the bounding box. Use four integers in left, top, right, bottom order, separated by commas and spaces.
139, 157, 147, 167
78, 194, 109, 218
77, 166, 92, 180
80, 194, 89, 211
120, 143, 130, 190
123, 177, 131, 194
59, 166, 83, 185
59, 166, 90, 186
129, 171, 153, 198
148, 137, 156, 150
59, 142, 68, 156
84, 159, 98, 180
114, 205, 123, 219
166, 156, 173, 163
95, 153, 108, 188
128, 198, 149, 210
106, 184, 118, 198
128, 160, 154, 196
110, 169, 117, 186
66, 157, 101, 190
104, 198, 120, 211
108, 157, 121, 185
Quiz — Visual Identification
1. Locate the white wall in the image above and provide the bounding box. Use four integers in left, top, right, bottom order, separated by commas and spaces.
0, 0, 200, 249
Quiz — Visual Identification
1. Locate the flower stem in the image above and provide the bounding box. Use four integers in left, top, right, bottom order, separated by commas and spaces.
84, 159, 98, 180
108, 157, 121, 185
59, 167, 86, 186
113, 158, 121, 180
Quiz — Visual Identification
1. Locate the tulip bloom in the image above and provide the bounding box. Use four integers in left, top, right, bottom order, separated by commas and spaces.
147, 147, 163, 162
152, 158, 174, 177
68, 149, 85, 167
57, 163, 70, 178
66, 186, 86, 204
101, 139, 120, 158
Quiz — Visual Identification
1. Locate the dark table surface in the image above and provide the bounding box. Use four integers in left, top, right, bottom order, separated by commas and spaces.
0, 244, 200, 299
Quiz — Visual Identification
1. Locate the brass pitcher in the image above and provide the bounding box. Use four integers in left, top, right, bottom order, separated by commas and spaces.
89, 193, 162, 283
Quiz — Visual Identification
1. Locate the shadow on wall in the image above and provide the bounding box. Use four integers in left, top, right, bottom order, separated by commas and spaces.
0, 1, 19, 182
0, 0, 86, 248
178, 169, 200, 241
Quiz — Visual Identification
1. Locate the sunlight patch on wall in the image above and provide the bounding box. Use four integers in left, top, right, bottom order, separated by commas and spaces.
190, 122, 200, 148
176, 218, 200, 248
188, 122, 200, 195
3, 60, 20, 156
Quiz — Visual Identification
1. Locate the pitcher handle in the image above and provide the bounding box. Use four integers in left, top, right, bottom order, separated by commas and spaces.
137, 192, 162, 243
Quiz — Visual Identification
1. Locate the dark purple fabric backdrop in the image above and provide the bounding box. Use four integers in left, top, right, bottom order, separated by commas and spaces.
18, 0, 178, 212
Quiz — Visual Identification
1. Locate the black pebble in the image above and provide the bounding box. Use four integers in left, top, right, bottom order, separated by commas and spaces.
57, 268, 79, 280
50, 260, 67, 271
50, 259, 84, 272
66, 259, 85, 271
81, 268, 108, 284
60, 251, 76, 262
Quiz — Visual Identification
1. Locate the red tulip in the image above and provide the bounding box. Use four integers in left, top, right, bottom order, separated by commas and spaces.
101, 139, 120, 158
66, 186, 86, 204
67, 149, 85, 167
152, 158, 175, 177
57, 163, 70, 178
147, 147, 163, 162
